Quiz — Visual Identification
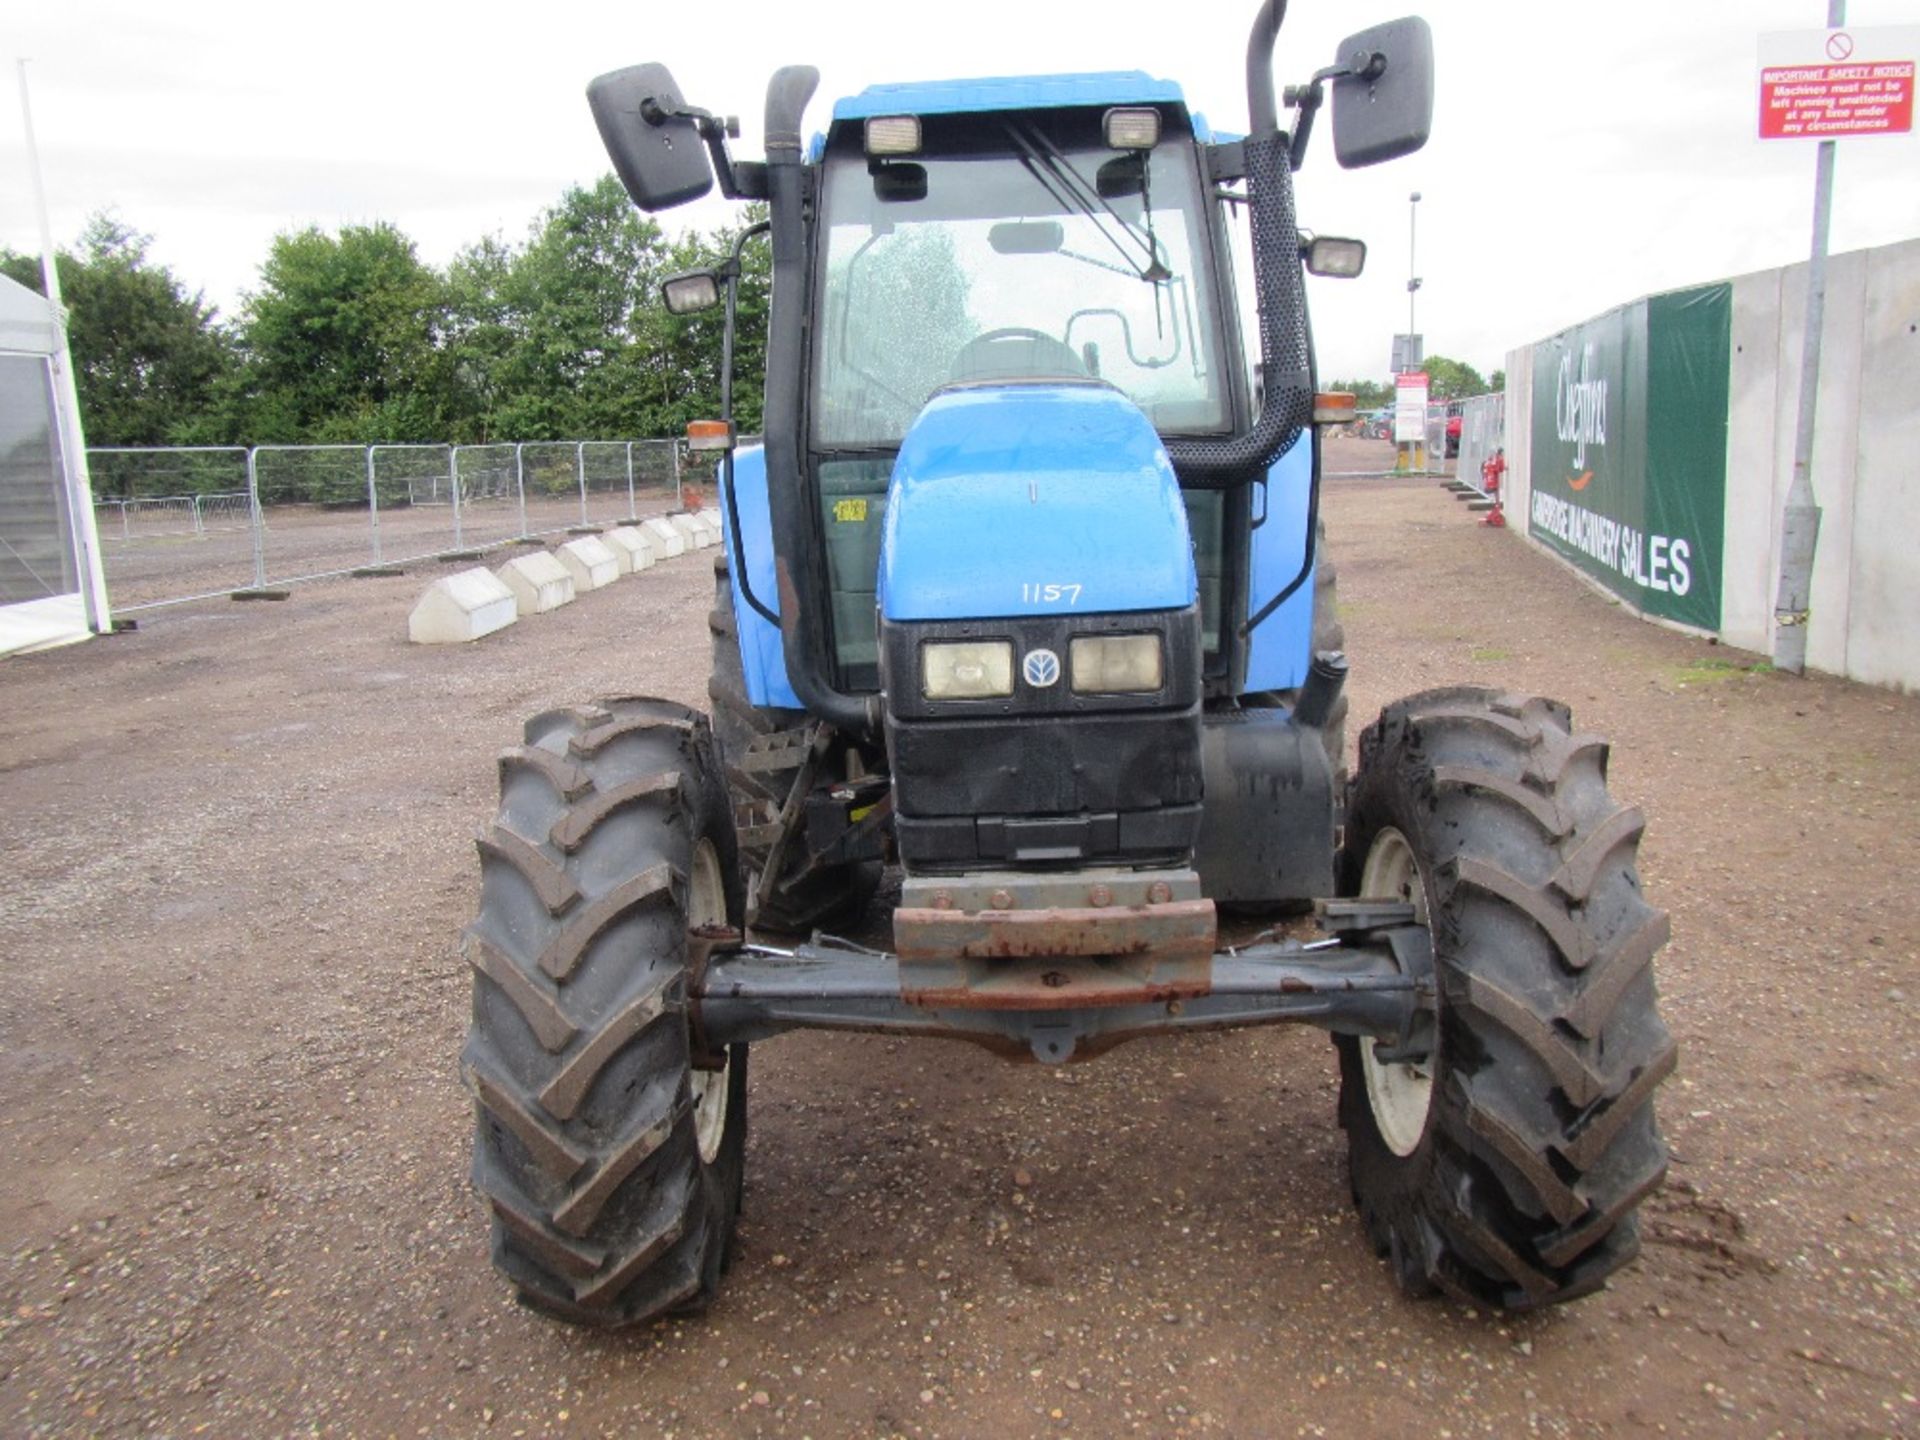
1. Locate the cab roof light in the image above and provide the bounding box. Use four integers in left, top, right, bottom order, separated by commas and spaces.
864, 115, 922, 156
1103, 107, 1161, 150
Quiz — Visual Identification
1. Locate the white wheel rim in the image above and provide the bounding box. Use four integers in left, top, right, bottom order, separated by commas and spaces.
687, 836, 730, 1165
1358, 826, 1436, 1158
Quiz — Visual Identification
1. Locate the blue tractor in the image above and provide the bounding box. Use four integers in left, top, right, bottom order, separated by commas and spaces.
461, 2, 1674, 1326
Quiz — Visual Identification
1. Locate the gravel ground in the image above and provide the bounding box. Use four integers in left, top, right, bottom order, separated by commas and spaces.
2, 438, 1915, 1438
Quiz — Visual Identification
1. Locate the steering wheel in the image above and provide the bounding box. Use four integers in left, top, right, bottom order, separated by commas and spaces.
948, 327, 1089, 383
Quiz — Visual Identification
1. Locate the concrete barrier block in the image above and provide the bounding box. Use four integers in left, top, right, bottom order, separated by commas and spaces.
691, 510, 725, 545
557, 535, 621, 592
668, 512, 710, 548
408, 567, 518, 644
495, 551, 575, 614
604, 526, 658, 574
641, 516, 688, 558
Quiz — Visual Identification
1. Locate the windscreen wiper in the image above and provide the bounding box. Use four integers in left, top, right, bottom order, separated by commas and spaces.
1003, 122, 1170, 284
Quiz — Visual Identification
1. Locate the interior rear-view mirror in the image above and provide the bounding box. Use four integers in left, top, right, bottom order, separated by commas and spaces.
988, 220, 1065, 255
1330, 17, 1435, 169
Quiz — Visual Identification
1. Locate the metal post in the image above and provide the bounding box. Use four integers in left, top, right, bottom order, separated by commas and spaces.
625, 441, 636, 520
1408, 190, 1420, 340
1771, 0, 1844, 674
515, 443, 529, 539
19, 60, 112, 632
365, 446, 382, 564
672, 442, 683, 508
576, 441, 588, 527
245, 447, 267, 589
449, 445, 464, 549
1396, 190, 1425, 475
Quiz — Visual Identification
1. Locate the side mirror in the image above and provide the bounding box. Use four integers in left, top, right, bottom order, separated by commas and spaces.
1330, 17, 1434, 169
587, 63, 714, 211
1302, 236, 1367, 277
661, 270, 723, 315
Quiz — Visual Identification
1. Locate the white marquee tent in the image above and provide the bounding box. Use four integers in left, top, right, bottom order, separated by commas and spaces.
0, 270, 110, 656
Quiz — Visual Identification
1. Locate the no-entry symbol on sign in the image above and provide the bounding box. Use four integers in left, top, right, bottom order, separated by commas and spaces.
1759, 26, 1918, 139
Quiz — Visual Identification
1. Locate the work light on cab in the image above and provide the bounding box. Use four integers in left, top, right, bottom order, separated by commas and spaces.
922, 641, 1013, 699
864, 116, 922, 155
1103, 107, 1162, 149
661, 270, 722, 314
1302, 235, 1366, 277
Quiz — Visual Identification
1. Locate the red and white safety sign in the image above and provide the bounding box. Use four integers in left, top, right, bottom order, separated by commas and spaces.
1759, 26, 1917, 140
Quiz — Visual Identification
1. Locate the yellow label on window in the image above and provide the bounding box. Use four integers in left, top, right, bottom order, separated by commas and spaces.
832, 497, 868, 524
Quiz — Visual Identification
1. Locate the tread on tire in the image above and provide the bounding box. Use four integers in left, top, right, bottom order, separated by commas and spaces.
1337, 685, 1675, 1310
463, 696, 748, 1326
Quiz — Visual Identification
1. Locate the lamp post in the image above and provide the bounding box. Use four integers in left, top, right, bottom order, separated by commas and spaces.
1408, 190, 1422, 341
1398, 191, 1424, 472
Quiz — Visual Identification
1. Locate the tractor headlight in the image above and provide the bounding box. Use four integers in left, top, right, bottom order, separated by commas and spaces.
1070, 634, 1163, 694
922, 641, 1014, 700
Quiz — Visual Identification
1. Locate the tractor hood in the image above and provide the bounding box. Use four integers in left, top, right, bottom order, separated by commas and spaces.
877, 382, 1197, 622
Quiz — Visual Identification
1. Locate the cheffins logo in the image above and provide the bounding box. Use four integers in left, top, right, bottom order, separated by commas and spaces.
1555, 342, 1607, 481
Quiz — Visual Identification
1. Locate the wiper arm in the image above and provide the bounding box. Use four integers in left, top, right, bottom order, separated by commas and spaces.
1004, 122, 1170, 283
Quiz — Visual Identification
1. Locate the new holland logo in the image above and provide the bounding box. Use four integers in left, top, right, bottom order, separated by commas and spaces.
1022, 648, 1061, 687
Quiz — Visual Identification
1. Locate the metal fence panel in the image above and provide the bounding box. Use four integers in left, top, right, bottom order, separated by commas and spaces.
453, 445, 524, 552
86, 448, 255, 606
368, 445, 458, 565
1456, 392, 1506, 497
84, 439, 675, 610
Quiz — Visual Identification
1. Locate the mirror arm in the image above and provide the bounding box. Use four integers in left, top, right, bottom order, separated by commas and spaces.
640, 97, 766, 200
1282, 61, 1355, 171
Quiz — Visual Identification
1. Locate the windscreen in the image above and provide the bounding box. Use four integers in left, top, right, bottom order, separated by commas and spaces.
813, 110, 1228, 448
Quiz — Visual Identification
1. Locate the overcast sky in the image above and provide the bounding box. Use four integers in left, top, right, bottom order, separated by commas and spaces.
5, 0, 1917, 383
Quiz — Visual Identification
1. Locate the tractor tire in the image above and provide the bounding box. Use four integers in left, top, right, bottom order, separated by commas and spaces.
1335, 687, 1675, 1310
461, 696, 748, 1327
708, 554, 879, 934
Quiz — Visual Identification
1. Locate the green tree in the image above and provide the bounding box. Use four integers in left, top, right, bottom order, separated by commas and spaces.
1420, 354, 1491, 402
235, 221, 450, 443
1324, 377, 1392, 408
1489, 367, 1506, 392
1, 215, 238, 446
440, 233, 519, 443
645, 204, 773, 436
479, 176, 673, 440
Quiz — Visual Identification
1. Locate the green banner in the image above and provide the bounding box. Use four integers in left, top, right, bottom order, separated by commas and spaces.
1528, 284, 1729, 629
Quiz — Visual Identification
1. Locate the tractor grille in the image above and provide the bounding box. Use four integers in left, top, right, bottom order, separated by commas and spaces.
880, 606, 1204, 872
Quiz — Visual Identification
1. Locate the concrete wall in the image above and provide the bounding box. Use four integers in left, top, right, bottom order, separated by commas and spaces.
1506, 235, 1920, 692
